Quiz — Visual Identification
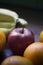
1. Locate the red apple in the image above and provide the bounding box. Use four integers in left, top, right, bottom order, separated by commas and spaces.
8, 28, 34, 55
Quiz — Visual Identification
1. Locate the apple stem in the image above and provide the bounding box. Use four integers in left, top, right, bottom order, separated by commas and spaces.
21, 28, 24, 34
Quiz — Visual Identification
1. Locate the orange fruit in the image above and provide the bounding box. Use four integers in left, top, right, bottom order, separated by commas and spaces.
24, 42, 43, 65
0, 30, 6, 51
39, 31, 43, 42
1, 56, 33, 65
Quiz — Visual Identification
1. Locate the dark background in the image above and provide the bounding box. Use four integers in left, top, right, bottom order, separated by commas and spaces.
0, 0, 43, 9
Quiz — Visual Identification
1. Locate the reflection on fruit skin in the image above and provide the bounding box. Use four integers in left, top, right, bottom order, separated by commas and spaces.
0, 49, 13, 64
1, 56, 33, 65
39, 31, 43, 42
24, 42, 43, 65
